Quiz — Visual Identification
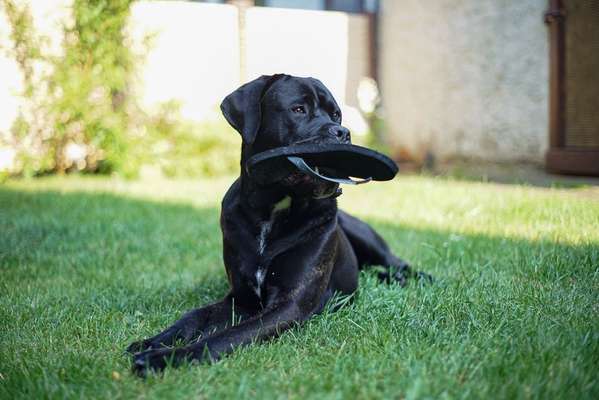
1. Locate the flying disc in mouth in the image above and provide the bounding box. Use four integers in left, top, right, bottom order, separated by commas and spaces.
245, 143, 398, 186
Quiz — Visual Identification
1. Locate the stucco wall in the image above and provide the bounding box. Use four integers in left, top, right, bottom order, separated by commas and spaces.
129, 1, 240, 121
244, 7, 370, 133
379, 0, 549, 163
132, 3, 371, 131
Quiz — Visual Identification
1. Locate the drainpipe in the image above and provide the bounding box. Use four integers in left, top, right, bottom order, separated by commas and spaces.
228, 0, 254, 84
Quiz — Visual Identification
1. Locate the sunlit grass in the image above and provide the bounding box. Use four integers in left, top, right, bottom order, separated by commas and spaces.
1, 176, 598, 399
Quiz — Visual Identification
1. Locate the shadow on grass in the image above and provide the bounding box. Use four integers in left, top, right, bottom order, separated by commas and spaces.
1, 185, 596, 311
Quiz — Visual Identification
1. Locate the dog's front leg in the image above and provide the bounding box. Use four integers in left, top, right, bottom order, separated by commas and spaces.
132, 300, 302, 376
126, 296, 241, 354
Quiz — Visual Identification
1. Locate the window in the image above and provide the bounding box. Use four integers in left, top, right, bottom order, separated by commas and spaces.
256, 0, 378, 13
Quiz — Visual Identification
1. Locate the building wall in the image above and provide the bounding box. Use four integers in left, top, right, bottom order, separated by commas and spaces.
244, 6, 371, 133
379, 0, 549, 163
1, 0, 550, 165
131, 3, 371, 131
128, 1, 241, 121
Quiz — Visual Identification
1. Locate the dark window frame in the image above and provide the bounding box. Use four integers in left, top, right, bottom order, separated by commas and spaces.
253, 0, 378, 14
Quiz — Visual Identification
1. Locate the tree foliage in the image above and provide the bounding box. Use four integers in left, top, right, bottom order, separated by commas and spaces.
2, 0, 241, 178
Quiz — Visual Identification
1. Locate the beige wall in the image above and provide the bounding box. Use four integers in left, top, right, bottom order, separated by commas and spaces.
379, 0, 549, 163
129, 1, 240, 121
244, 6, 371, 133
131, 3, 371, 131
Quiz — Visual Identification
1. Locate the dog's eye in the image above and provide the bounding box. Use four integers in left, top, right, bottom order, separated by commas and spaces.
332, 110, 340, 119
291, 106, 306, 114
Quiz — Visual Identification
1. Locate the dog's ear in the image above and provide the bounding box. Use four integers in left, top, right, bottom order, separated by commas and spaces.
221, 75, 279, 144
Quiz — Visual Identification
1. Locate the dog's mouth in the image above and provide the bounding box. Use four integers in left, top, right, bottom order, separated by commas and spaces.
279, 157, 371, 199
287, 156, 372, 186
281, 169, 342, 199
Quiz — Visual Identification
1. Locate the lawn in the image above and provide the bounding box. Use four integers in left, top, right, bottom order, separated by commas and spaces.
1, 175, 598, 399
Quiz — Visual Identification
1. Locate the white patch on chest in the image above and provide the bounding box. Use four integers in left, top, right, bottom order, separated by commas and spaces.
273, 195, 291, 213
253, 196, 291, 298
258, 222, 271, 255
254, 267, 265, 298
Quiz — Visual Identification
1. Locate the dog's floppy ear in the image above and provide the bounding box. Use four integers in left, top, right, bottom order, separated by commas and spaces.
221, 75, 281, 144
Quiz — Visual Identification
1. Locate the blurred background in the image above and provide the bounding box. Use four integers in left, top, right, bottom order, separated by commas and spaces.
0, 0, 597, 180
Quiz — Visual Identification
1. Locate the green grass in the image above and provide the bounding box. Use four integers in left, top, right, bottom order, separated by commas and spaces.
1, 175, 598, 399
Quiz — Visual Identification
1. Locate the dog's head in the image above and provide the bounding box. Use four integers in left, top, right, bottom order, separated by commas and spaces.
221, 74, 351, 197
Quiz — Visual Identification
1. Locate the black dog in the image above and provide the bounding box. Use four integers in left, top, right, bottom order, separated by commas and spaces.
127, 74, 427, 376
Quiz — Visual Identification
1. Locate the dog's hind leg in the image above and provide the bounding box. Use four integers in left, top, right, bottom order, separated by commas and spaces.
337, 210, 431, 286
125, 295, 248, 354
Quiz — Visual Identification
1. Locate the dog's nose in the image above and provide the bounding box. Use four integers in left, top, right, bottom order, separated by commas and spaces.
328, 126, 351, 143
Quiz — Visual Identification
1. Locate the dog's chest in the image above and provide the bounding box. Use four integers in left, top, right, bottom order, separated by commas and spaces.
251, 196, 291, 299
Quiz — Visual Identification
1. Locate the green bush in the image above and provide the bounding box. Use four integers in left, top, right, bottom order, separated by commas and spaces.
145, 103, 241, 178
2, 0, 241, 179
2, 0, 139, 176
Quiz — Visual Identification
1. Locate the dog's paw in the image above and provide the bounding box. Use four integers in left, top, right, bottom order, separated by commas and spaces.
126, 332, 179, 354
126, 340, 147, 354
131, 348, 179, 377
378, 266, 434, 287
125, 338, 158, 354
375, 265, 409, 287
389, 269, 408, 287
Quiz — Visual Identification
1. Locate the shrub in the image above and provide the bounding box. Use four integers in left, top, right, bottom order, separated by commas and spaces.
145, 103, 241, 178
2, 0, 243, 179
2, 0, 142, 176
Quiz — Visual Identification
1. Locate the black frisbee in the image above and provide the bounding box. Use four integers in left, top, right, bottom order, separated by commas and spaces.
245, 143, 398, 186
